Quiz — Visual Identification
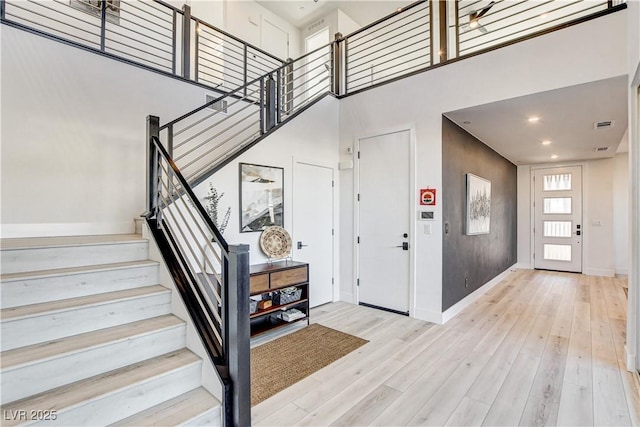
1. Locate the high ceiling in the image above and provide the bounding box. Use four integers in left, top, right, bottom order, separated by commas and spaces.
444, 76, 628, 165
254, 2, 629, 166
255, 0, 409, 29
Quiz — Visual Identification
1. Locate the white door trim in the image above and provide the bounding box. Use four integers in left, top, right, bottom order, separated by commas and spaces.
292, 157, 338, 303
353, 124, 417, 317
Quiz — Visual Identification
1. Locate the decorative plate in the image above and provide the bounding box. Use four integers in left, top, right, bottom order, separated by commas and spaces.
259, 226, 292, 259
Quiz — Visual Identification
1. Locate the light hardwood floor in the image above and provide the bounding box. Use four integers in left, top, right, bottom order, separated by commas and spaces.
251, 269, 640, 426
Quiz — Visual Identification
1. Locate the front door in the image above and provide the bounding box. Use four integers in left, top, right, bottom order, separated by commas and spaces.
292, 161, 334, 307
533, 165, 583, 272
357, 130, 411, 314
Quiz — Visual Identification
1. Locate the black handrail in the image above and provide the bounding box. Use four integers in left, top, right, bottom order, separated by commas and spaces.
340, 0, 427, 40
192, 16, 283, 64
146, 128, 251, 426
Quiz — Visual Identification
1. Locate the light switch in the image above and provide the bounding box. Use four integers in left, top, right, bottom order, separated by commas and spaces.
424, 224, 431, 235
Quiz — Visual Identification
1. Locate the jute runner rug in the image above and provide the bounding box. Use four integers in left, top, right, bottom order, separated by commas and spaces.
250, 323, 368, 406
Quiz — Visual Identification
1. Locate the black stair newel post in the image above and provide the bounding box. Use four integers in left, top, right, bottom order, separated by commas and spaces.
182, 4, 192, 79
225, 244, 251, 427
331, 32, 343, 96
99, 0, 107, 52
265, 74, 277, 131
146, 115, 161, 226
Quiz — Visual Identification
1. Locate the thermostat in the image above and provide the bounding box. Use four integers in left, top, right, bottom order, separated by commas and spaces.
419, 211, 435, 220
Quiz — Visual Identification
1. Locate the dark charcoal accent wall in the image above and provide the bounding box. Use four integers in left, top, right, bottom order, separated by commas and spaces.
442, 116, 517, 311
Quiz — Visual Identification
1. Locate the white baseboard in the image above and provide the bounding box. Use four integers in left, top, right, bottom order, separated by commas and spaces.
514, 262, 533, 269
441, 265, 517, 324
339, 292, 355, 304
414, 307, 444, 325
626, 345, 636, 372
0, 222, 136, 238
616, 268, 629, 276
584, 268, 616, 277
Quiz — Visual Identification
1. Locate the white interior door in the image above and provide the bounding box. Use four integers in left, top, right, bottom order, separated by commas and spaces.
293, 161, 334, 307
304, 27, 330, 102
261, 19, 289, 59
534, 166, 583, 272
358, 130, 411, 313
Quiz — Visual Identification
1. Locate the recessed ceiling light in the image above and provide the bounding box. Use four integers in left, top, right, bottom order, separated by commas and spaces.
528, 116, 540, 123
541, 140, 552, 145
551, 154, 559, 159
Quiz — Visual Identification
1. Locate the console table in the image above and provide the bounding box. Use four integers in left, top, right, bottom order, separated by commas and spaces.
249, 260, 309, 337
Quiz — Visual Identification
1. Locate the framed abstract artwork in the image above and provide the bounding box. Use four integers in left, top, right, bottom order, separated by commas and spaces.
239, 163, 284, 232
466, 173, 491, 235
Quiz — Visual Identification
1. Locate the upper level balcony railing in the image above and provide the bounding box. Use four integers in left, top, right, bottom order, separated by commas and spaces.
1, 0, 625, 99
338, 0, 625, 96
0, 0, 284, 94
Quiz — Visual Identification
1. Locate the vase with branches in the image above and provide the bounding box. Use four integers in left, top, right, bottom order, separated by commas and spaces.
204, 183, 231, 235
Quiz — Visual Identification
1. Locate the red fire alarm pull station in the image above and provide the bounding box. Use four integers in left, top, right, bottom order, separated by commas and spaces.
420, 188, 436, 206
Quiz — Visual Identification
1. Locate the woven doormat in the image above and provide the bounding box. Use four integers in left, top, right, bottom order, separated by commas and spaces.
251, 323, 368, 406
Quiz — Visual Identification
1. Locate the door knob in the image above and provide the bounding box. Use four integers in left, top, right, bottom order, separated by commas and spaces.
297, 241, 308, 250
395, 242, 409, 250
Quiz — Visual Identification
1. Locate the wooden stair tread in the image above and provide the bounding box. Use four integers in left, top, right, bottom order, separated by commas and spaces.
0, 234, 145, 251
0, 285, 169, 321
0, 315, 184, 370
110, 387, 219, 426
0, 260, 158, 282
0, 349, 200, 413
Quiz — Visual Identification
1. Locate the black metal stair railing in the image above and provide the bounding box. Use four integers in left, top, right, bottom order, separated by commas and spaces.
143, 39, 336, 427
160, 40, 335, 185
3, 1, 629, 425
145, 118, 250, 427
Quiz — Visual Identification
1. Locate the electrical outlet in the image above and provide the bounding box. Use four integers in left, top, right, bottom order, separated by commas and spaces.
464, 277, 469, 288
424, 224, 431, 235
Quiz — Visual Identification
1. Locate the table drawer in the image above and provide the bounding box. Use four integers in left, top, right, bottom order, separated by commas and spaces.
271, 265, 308, 288
250, 273, 269, 293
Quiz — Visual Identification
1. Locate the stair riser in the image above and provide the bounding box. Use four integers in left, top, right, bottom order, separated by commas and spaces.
181, 408, 222, 426
1, 324, 186, 404
29, 361, 202, 426
1, 243, 149, 274
1, 264, 160, 309
1, 293, 171, 351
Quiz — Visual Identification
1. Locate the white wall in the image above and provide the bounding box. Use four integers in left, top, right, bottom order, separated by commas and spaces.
337, 9, 360, 37
626, 0, 640, 371
224, 0, 301, 59
614, 152, 630, 276
192, 96, 340, 266
301, 8, 360, 44
190, 0, 225, 28
0, 26, 225, 238
339, 10, 628, 323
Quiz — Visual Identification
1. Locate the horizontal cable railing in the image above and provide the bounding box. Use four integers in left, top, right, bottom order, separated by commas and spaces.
193, 17, 284, 92
454, 0, 615, 57
1, 0, 285, 94
343, 0, 432, 95
161, 41, 333, 185
145, 122, 250, 427
3, 0, 179, 73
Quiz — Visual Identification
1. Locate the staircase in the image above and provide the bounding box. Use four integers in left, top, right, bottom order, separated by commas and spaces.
0, 234, 222, 426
